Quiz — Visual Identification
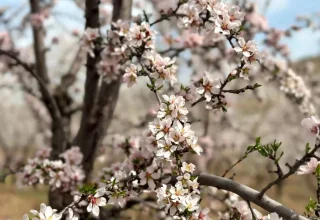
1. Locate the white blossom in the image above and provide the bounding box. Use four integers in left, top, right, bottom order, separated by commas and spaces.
87, 188, 107, 216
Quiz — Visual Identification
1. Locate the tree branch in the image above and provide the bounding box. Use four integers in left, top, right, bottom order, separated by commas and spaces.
198, 173, 309, 220
0, 49, 65, 147
259, 138, 320, 197
29, 0, 50, 83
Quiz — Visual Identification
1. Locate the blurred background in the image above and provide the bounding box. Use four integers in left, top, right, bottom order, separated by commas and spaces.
0, 0, 320, 219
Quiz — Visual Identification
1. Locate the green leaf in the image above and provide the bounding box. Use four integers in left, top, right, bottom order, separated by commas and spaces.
305, 143, 311, 154
305, 198, 317, 215
257, 146, 269, 157
255, 137, 261, 146
316, 164, 320, 177
78, 183, 96, 194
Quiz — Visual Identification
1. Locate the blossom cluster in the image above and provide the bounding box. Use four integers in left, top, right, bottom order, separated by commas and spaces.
75, 95, 208, 219
19, 147, 85, 192
279, 68, 315, 114
81, 20, 178, 89
261, 54, 315, 115
178, 1, 244, 34
147, 95, 209, 219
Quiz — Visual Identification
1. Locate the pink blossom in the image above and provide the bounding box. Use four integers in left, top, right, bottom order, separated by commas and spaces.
123, 64, 138, 87
297, 158, 320, 175
301, 116, 320, 136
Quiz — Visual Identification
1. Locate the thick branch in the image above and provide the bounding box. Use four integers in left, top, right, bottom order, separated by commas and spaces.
73, 0, 133, 179
0, 49, 65, 147
198, 173, 309, 220
29, 0, 49, 83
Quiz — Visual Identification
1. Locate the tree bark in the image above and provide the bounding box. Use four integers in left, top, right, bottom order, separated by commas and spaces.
73, 0, 132, 179
48, 0, 132, 212
198, 173, 308, 220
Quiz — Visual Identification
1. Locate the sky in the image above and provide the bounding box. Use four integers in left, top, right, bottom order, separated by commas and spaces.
1, 0, 320, 60
258, 0, 320, 60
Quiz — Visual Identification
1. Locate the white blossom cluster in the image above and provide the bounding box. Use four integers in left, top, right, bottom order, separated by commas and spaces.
279, 68, 315, 114
19, 147, 85, 192
72, 95, 208, 219
82, 20, 178, 89
178, 0, 244, 35
232, 37, 260, 80
147, 95, 209, 219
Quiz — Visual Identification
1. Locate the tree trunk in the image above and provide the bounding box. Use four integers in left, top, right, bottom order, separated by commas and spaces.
48, 0, 133, 213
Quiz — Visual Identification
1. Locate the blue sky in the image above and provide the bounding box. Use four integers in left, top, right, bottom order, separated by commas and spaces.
260, 0, 320, 60
1, 0, 320, 60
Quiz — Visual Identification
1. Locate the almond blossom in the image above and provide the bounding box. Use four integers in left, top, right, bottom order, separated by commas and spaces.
180, 5, 200, 28
23, 203, 62, 220
301, 116, 320, 136
214, 13, 238, 35
139, 165, 161, 190
297, 157, 320, 175
196, 72, 220, 102
144, 51, 177, 87
179, 195, 200, 212
234, 37, 258, 57
80, 28, 100, 57
87, 188, 107, 216
181, 162, 196, 173
123, 64, 138, 87
157, 139, 177, 159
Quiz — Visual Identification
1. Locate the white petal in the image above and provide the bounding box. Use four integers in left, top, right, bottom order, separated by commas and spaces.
97, 197, 107, 206
196, 87, 205, 94
40, 204, 46, 214
30, 210, 38, 215
94, 188, 106, 197
148, 179, 156, 190
234, 47, 242, 52
92, 204, 100, 216
87, 202, 93, 213
45, 206, 53, 218
53, 213, 62, 220
301, 118, 316, 130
